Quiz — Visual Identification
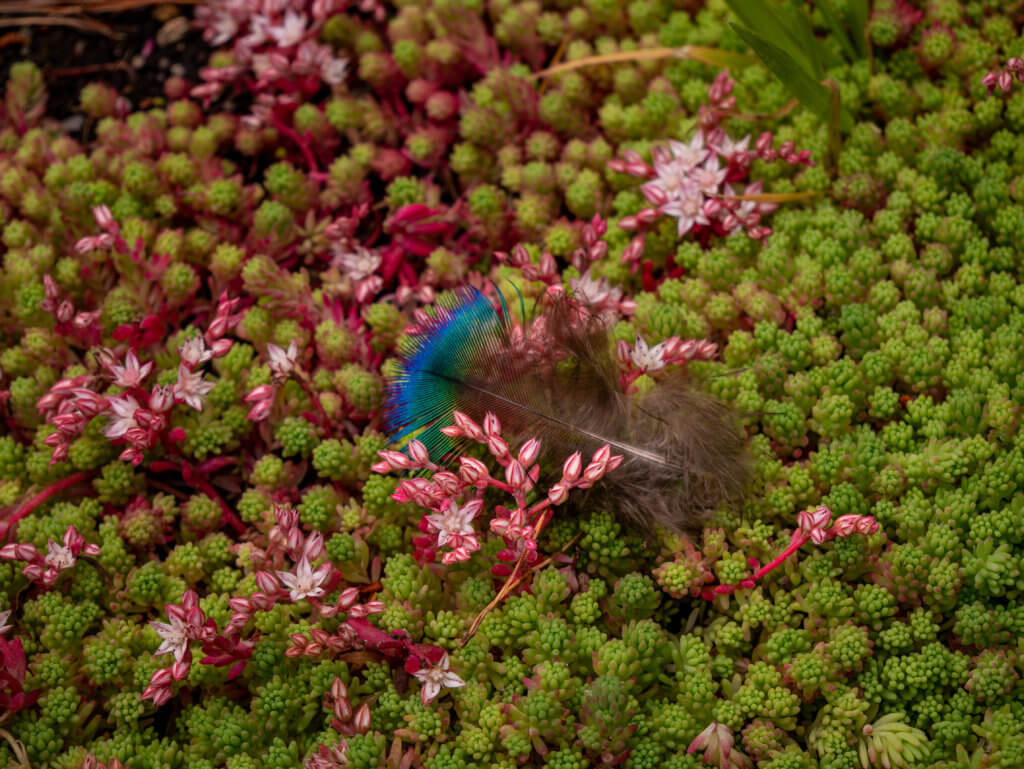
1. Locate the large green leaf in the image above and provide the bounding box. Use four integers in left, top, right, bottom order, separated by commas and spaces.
730, 23, 853, 132
723, 0, 820, 79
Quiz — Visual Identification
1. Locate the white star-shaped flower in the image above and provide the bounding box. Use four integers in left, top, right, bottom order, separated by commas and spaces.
630, 336, 668, 373
179, 337, 213, 369
331, 244, 381, 282
413, 652, 466, 704
108, 351, 153, 389
173, 364, 216, 412
104, 395, 141, 438
426, 500, 481, 548
570, 271, 620, 306
660, 181, 710, 237
151, 615, 190, 663
266, 341, 299, 378
277, 557, 331, 602
269, 10, 307, 47
666, 133, 709, 172
44, 539, 75, 570
690, 155, 728, 195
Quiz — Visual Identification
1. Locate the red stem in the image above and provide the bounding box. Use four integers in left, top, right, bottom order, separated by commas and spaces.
703, 531, 810, 599
0, 472, 89, 542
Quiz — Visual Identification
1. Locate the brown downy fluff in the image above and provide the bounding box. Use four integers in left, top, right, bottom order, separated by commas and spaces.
384, 286, 750, 540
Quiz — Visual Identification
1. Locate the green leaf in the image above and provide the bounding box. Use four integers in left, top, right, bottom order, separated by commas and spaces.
844, 0, 870, 57
730, 23, 853, 132
723, 0, 819, 78
785, 0, 825, 77
817, 0, 859, 63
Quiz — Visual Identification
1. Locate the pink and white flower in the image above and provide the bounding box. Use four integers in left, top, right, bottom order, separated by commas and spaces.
107, 350, 153, 388
103, 395, 141, 438
409, 651, 465, 705
173, 364, 216, 412
629, 336, 668, 373
267, 341, 300, 379
277, 557, 331, 602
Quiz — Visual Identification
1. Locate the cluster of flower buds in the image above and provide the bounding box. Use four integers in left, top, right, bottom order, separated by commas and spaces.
36, 375, 106, 464
74, 205, 130, 255
982, 57, 1024, 95
379, 411, 622, 575
192, 0, 350, 113
322, 677, 372, 735
143, 589, 218, 705
616, 335, 719, 389
0, 525, 99, 588
39, 274, 102, 347
701, 505, 880, 601
608, 73, 815, 278
244, 340, 300, 421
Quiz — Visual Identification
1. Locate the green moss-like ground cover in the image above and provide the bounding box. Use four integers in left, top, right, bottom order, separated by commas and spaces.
2, 1, 1024, 767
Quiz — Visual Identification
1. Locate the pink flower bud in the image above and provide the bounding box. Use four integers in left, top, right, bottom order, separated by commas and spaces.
636, 207, 660, 225
831, 515, 861, 537
211, 338, 234, 357
337, 586, 360, 610
149, 668, 174, 687
229, 597, 252, 613
251, 592, 276, 611
755, 131, 773, 155
458, 457, 489, 484
56, 300, 74, 323
856, 516, 879, 535
487, 435, 509, 459
247, 400, 273, 421
440, 425, 463, 439
517, 438, 541, 468
255, 570, 279, 593
379, 450, 412, 470
93, 204, 117, 233
606, 158, 628, 173
999, 70, 1013, 93
482, 412, 501, 437
505, 460, 525, 488
354, 702, 372, 733
641, 183, 669, 206
171, 659, 191, 680
626, 161, 652, 177
305, 532, 325, 560
407, 440, 430, 466
618, 215, 639, 232
621, 235, 646, 264
703, 197, 723, 218
244, 384, 276, 403
547, 483, 569, 505
432, 471, 460, 495
452, 411, 483, 440
562, 452, 582, 482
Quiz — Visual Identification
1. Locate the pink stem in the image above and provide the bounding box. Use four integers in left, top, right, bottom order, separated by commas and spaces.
702, 531, 810, 600
0, 472, 89, 542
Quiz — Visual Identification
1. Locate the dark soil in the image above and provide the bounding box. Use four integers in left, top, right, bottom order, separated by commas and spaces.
0, 7, 210, 121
